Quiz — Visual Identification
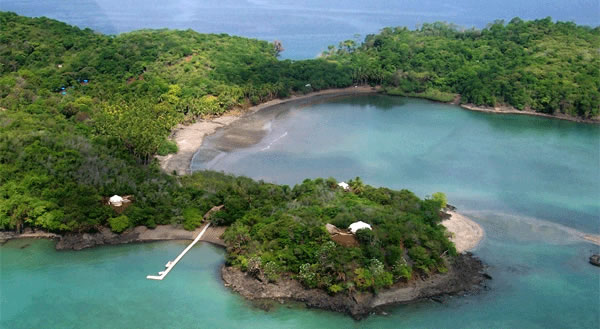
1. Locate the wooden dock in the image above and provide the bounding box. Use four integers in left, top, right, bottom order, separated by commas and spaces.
146, 223, 211, 280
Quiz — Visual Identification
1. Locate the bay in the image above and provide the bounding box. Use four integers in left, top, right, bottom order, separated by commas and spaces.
2, 96, 600, 328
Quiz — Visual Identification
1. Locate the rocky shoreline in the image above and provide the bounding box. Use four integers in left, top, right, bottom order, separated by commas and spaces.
0, 225, 212, 250
222, 253, 489, 319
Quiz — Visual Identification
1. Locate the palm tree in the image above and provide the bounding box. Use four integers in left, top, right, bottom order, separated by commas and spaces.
349, 177, 365, 195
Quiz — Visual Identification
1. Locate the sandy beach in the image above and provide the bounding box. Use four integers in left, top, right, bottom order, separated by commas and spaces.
157, 86, 379, 175
441, 211, 485, 253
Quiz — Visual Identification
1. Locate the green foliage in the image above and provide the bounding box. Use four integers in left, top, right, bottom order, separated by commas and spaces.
108, 215, 130, 233
157, 139, 178, 156
392, 262, 413, 281
354, 267, 374, 290
182, 207, 203, 231
431, 192, 448, 208
327, 19, 600, 118
355, 228, 375, 245
328, 284, 343, 294
0, 11, 352, 162
190, 173, 455, 294
0, 109, 188, 232
385, 88, 458, 103
0, 13, 505, 296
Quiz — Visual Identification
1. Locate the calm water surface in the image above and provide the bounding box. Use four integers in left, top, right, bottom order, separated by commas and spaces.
2, 0, 598, 59
2, 2, 599, 327
195, 96, 600, 234
2, 96, 598, 328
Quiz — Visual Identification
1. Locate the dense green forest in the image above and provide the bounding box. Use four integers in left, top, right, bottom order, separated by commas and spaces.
1, 13, 597, 168
188, 172, 454, 293
0, 12, 351, 162
326, 17, 600, 117
0, 12, 596, 292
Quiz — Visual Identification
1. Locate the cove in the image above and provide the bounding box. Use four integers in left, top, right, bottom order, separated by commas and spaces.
2, 96, 599, 328
193, 95, 600, 234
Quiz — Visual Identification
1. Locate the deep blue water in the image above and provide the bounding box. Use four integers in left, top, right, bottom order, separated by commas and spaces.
2, 0, 598, 59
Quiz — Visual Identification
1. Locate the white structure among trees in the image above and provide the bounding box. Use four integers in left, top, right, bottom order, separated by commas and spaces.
348, 221, 372, 234
109, 195, 124, 206
338, 182, 350, 191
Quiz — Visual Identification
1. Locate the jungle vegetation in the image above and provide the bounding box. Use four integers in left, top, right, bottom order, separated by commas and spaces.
326, 17, 600, 117
189, 173, 455, 293
0, 12, 596, 292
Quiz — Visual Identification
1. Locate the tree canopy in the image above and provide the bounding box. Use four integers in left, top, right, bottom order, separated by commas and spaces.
325, 18, 600, 117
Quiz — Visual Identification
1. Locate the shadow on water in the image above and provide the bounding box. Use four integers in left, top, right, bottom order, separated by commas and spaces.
328, 94, 407, 110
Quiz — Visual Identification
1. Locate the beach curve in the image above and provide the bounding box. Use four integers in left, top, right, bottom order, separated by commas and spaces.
157, 86, 380, 175
442, 211, 485, 253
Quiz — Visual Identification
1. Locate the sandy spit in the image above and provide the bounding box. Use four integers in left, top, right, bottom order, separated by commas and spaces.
441, 211, 485, 253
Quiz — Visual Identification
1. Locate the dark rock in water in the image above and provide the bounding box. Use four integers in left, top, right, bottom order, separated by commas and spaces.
483, 273, 493, 280
430, 297, 444, 304
590, 254, 600, 267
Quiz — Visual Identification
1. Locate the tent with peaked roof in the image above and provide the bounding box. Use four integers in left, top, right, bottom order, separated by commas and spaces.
348, 221, 372, 234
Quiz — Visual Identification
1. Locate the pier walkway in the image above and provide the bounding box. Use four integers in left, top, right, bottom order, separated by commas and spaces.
146, 223, 211, 280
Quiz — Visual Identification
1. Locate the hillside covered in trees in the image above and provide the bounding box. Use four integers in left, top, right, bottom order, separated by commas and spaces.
0, 12, 351, 162
326, 17, 600, 117
1, 12, 598, 234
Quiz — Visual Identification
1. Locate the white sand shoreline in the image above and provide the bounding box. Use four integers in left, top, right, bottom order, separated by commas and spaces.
442, 211, 485, 253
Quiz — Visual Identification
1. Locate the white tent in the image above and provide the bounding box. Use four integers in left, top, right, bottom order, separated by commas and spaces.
348, 221, 372, 234
338, 182, 350, 190
109, 195, 124, 206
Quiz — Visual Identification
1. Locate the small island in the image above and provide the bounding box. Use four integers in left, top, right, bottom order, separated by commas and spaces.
205, 175, 489, 318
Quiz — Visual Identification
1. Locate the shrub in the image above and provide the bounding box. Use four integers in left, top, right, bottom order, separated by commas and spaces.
392, 261, 413, 281
108, 215, 130, 233
183, 207, 203, 231
263, 261, 281, 282
431, 192, 448, 208
157, 139, 178, 156
355, 228, 375, 245
328, 284, 343, 294
354, 267, 374, 290
299, 263, 318, 288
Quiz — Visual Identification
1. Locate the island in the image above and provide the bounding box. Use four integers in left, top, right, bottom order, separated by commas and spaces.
1, 12, 598, 318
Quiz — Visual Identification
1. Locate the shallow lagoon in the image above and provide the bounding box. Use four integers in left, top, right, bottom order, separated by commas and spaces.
2, 96, 599, 328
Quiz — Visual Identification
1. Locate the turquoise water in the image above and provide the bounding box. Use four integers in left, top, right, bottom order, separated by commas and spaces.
195, 96, 600, 233
2, 96, 600, 328
2, 0, 598, 59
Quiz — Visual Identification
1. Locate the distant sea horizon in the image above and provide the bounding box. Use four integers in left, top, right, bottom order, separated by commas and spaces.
1, 0, 598, 59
